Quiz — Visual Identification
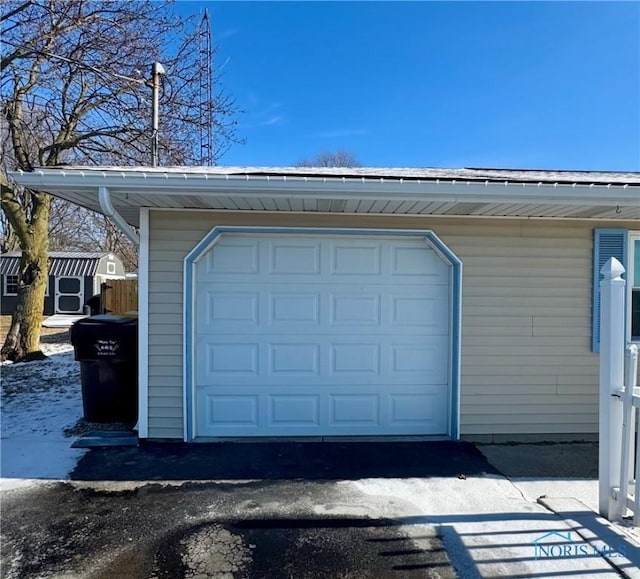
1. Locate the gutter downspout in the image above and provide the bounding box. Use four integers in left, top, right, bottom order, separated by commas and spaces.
98, 186, 140, 246
98, 186, 144, 439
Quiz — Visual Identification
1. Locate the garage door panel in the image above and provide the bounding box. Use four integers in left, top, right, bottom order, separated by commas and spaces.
199, 327, 445, 337
197, 384, 449, 436
391, 244, 449, 280
197, 285, 448, 334
200, 236, 448, 285
330, 242, 382, 275
203, 395, 259, 428
269, 241, 321, 275
201, 239, 259, 276
198, 376, 445, 387
330, 293, 381, 325
268, 395, 321, 427
195, 234, 451, 437
270, 293, 321, 324
391, 342, 449, 382
330, 343, 380, 374
196, 336, 448, 385
269, 343, 320, 375
390, 391, 448, 430
205, 342, 259, 375
390, 293, 448, 330
329, 394, 380, 426
205, 291, 259, 326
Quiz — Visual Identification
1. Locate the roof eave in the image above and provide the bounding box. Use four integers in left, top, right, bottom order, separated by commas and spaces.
9, 168, 640, 209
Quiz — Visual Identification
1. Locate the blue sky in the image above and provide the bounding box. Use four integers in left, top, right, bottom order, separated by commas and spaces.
176, 1, 639, 171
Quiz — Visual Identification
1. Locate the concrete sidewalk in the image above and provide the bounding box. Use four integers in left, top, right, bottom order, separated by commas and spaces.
477, 442, 640, 577
343, 474, 639, 578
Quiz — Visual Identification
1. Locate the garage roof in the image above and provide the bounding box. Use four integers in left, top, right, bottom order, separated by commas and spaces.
10, 165, 640, 227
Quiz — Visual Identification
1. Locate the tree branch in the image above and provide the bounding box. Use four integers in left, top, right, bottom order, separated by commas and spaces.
0, 180, 29, 245
1, 1, 32, 24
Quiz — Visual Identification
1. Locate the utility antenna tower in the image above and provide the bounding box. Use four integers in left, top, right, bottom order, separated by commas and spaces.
198, 10, 214, 165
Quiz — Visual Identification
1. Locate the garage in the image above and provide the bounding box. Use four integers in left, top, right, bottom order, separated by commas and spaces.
15, 166, 639, 443
189, 229, 460, 439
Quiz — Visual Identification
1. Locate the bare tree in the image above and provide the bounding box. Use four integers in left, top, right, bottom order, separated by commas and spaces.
95, 215, 138, 272
0, 206, 19, 252
47, 199, 89, 249
297, 150, 361, 168
3, 196, 138, 269
47, 202, 138, 271
1, 0, 241, 361
72, 210, 138, 272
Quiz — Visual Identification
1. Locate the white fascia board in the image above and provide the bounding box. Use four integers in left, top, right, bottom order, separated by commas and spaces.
137, 207, 149, 439
9, 168, 640, 209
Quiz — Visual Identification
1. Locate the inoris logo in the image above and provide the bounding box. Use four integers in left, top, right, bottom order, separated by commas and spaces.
532, 531, 628, 560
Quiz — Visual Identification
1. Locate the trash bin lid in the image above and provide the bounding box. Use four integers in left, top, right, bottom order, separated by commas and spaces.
72, 314, 138, 326
70, 314, 138, 360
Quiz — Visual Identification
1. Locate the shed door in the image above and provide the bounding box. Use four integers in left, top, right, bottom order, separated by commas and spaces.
194, 234, 451, 437
55, 276, 84, 314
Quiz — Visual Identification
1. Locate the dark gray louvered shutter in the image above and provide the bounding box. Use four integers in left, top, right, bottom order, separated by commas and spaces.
592, 229, 627, 352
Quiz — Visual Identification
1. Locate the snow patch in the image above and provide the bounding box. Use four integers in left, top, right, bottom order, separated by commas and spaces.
1, 344, 86, 480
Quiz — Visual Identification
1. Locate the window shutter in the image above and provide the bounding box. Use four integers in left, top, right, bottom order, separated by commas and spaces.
592, 229, 627, 352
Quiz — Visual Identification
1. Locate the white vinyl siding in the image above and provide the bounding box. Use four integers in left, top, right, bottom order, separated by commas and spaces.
147, 210, 640, 440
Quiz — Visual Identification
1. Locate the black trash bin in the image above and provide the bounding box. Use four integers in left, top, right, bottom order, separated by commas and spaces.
70, 314, 138, 423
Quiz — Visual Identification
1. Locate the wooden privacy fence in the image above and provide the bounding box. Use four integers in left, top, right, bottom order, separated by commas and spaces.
599, 256, 640, 524
101, 279, 138, 314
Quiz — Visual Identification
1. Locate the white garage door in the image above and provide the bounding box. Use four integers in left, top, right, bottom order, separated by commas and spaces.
194, 234, 451, 437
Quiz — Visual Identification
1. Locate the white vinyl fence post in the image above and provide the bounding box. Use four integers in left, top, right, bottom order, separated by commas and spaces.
626, 345, 639, 524
599, 257, 626, 520
616, 345, 638, 520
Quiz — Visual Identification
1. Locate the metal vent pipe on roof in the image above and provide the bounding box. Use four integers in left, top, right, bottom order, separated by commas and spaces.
150, 62, 165, 168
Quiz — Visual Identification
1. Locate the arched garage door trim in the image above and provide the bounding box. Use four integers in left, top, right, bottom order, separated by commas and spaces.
184, 227, 462, 441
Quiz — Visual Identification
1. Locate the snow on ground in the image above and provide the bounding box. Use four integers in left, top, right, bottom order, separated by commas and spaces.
1, 341, 86, 481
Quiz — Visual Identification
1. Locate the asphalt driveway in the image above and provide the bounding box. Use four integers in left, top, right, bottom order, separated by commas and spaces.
2, 441, 491, 579
69, 440, 496, 481
3, 441, 639, 578
2, 480, 456, 579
